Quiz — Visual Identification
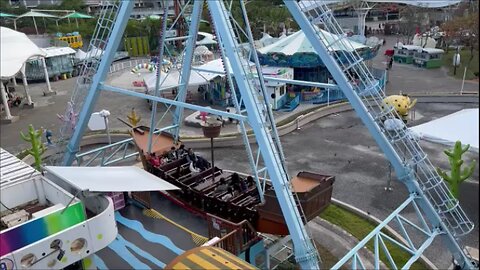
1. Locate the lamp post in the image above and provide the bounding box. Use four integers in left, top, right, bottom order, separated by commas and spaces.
201, 118, 222, 182
453, 47, 461, 76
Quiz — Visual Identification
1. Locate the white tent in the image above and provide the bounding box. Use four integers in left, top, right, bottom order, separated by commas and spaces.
258, 29, 368, 56
75, 49, 88, 60
0, 27, 45, 79
144, 69, 211, 92
0, 27, 50, 119
412, 34, 437, 48
410, 109, 479, 153
197, 32, 217, 45
195, 58, 255, 79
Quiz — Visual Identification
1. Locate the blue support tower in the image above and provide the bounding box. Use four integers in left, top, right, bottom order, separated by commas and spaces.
57, 0, 476, 269
284, 1, 475, 269
207, 1, 320, 268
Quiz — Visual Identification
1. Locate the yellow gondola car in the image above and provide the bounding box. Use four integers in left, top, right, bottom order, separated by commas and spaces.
165, 246, 258, 270
57, 33, 83, 49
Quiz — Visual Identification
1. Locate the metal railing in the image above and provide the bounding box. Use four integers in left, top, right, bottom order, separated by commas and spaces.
207, 213, 260, 256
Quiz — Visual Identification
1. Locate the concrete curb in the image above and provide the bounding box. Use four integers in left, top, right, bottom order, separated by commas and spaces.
331, 198, 438, 270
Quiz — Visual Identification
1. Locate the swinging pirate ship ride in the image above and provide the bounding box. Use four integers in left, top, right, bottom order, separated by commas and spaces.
128, 124, 335, 236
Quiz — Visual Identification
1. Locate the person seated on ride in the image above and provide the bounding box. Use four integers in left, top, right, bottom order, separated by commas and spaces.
167, 146, 178, 161
176, 144, 187, 158
246, 176, 255, 188
215, 177, 229, 194
189, 161, 200, 174
230, 173, 241, 191
148, 152, 161, 167
186, 148, 198, 164
160, 156, 169, 165
221, 187, 235, 201
239, 176, 248, 192
195, 156, 209, 171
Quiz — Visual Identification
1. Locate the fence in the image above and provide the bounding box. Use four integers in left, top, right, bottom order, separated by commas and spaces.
299, 67, 387, 105
207, 214, 260, 256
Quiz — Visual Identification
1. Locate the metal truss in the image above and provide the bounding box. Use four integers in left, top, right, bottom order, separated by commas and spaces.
285, 0, 476, 269
333, 194, 442, 270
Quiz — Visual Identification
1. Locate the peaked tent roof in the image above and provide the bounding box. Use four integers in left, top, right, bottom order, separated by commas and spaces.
0, 27, 46, 78
144, 69, 211, 92
62, 12, 94, 19
15, 11, 58, 19
258, 29, 367, 55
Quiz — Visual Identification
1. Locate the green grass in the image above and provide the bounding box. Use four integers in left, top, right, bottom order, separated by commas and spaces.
442, 49, 479, 80
320, 204, 429, 270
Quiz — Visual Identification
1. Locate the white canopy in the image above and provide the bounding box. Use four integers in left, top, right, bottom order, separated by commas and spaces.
75, 46, 104, 61
0, 27, 46, 78
144, 69, 211, 92
44, 166, 179, 192
197, 32, 217, 45
410, 109, 479, 153
195, 58, 255, 78
75, 49, 88, 60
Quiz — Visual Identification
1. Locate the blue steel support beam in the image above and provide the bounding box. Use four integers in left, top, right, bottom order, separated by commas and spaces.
62, 1, 135, 166
101, 84, 248, 122
207, 1, 266, 203
172, 0, 203, 142
239, 0, 287, 168
283, 2, 474, 268
147, 0, 169, 153
207, 1, 319, 269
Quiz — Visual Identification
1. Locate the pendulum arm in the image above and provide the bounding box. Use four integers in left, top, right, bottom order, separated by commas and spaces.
172, 0, 204, 142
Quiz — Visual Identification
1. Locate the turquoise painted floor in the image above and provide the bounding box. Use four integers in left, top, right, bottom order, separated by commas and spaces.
95, 192, 208, 269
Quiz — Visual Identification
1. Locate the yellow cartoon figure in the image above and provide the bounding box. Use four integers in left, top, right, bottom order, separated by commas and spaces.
382, 93, 417, 122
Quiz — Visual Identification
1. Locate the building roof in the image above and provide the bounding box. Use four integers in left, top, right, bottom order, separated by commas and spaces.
421, 48, 445, 54
401, 45, 423, 51
42, 46, 76, 58
0, 148, 40, 189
